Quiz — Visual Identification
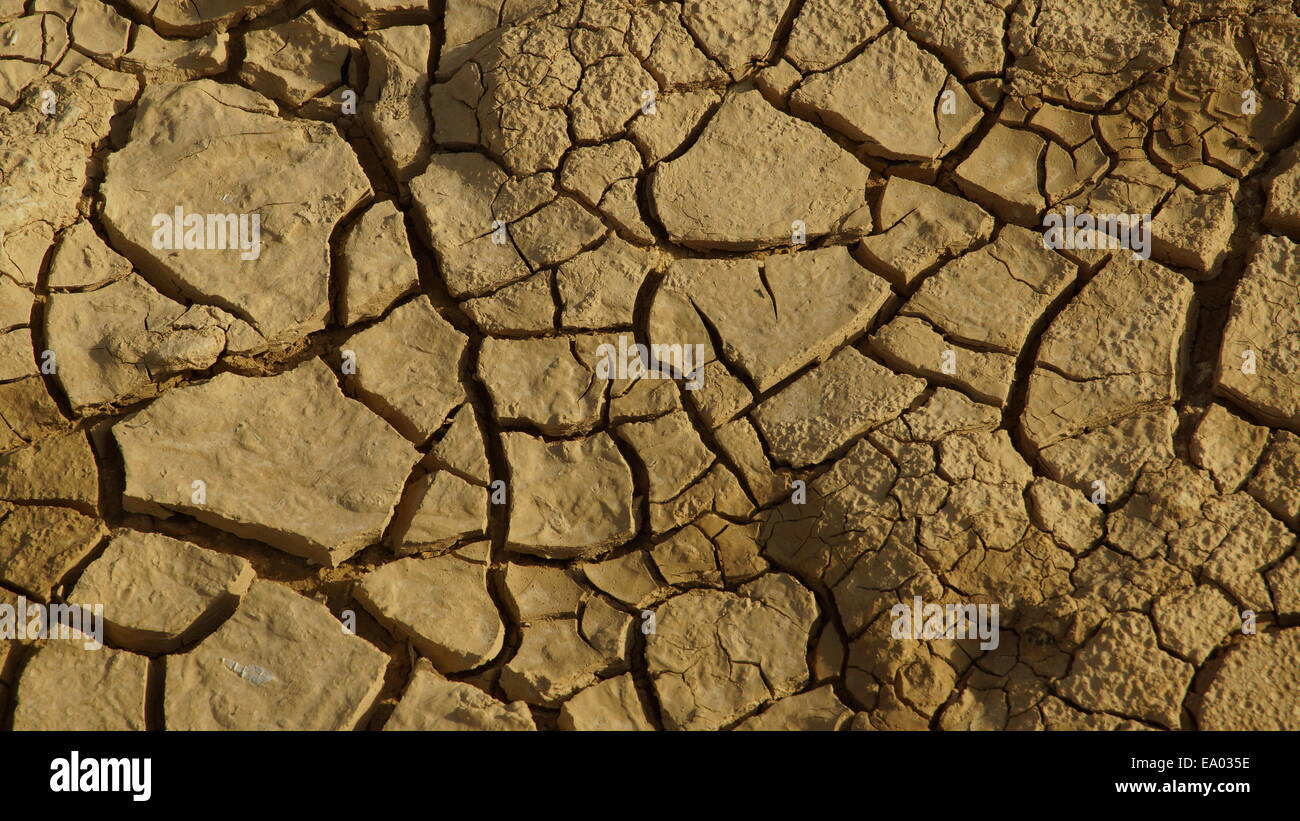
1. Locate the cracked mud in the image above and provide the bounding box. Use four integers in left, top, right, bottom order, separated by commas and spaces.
1, 0, 1299, 732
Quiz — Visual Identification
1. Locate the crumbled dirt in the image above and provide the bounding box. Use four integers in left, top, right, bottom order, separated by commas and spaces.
1, 0, 1299, 731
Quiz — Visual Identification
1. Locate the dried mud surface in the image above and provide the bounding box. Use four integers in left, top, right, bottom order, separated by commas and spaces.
2, 0, 1300, 731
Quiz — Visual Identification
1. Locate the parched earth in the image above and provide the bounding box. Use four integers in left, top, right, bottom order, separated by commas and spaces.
1, 0, 1299, 732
